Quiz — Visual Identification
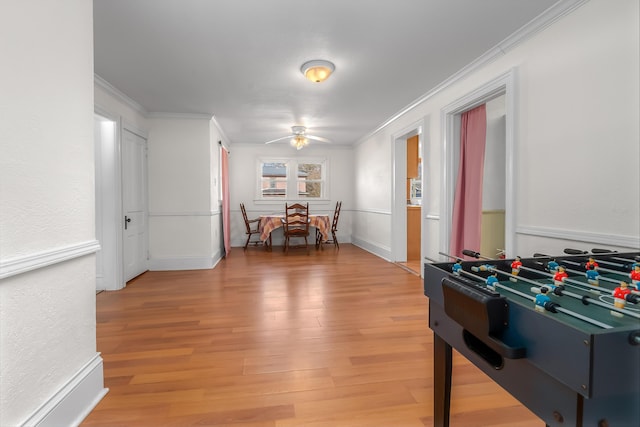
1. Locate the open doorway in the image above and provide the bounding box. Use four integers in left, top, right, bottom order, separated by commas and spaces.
441, 69, 515, 260
392, 118, 427, 275
94, 112, 149, 290
480, 95, 506, 258
94, 111, 123, 291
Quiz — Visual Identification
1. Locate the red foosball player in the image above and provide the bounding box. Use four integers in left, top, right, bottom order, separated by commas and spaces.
510, 256, 522, 282
511, 256, 522, 273
612, 281, 632, 317
554, 265, 568, 286
585, 256, 599, 270
629, 265, 640, 290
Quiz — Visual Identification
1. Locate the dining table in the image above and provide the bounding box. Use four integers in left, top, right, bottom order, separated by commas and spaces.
259, 214, 331, 245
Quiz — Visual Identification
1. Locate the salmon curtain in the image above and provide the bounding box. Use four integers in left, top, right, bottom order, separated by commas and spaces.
450, 104, 487, 259
221, 144, 231, 257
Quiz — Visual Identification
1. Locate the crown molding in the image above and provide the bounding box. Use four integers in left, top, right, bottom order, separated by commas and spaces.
94, 74, 147, 115
358, 0, 589, 144
497, 0, 590, 53
95, 75, 214, 121
146, 112, 213, 120
211, 115, 232, 147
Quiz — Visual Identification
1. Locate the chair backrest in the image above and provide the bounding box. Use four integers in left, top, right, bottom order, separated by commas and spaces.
284, 202, 309, 233
331, 201, 342, 232
240, 203, 252, 233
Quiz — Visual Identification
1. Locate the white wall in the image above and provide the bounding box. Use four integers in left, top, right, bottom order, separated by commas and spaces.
353, 131, 394, 258
354, 0, 640, 261
228, 143, 354, 248
95, 81, 225, 271
147, 117, 221, 269
0, 1, 106, 425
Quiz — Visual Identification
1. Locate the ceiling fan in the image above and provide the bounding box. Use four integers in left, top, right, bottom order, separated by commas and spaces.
264, 126, 331, 150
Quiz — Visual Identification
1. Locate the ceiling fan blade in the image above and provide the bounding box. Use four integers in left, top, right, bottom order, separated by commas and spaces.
306, 134, 331, 143
264, 135, 291, 144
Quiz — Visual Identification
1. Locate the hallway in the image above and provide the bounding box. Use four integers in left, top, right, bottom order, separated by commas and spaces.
82, 244, 538, 426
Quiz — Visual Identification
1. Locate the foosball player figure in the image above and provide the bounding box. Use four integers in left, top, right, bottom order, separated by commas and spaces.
535, 287, 551, 313
485, 272, 499, 290
585, 264, 600, 286
452, 259, 463, 275
630, 264, 640, 290
554, 265, 569, 286
585, 256, 599, 270
511, 256, 522, 274
510, 256, 522, 282
471, 263, 494, 272
547, 259, 559, 273
611, 281, 633, 317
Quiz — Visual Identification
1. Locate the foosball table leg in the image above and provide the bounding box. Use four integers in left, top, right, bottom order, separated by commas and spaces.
434, 333, 452, 427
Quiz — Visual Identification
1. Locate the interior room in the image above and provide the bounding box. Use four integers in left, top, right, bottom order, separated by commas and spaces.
1, 0, 638, 426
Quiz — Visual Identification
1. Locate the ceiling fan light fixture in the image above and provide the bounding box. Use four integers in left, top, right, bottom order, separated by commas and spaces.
300, 60, 335, 83
291, 135, 309, 150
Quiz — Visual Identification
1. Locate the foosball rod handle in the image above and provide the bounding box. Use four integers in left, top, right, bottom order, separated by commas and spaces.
591, 248, 616, 254
564, 248, 589, 255
461, 249, 482, 259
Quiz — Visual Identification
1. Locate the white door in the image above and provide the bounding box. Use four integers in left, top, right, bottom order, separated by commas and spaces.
122, 128, 148, 282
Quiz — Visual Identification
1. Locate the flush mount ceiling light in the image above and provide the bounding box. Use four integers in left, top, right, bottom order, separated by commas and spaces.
300, 60, 335, 83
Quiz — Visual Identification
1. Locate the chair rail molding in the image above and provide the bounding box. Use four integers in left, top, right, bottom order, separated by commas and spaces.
0, 240, 101, 280
516, 226, 640, 250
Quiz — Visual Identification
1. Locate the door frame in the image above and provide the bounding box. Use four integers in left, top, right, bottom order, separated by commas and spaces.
391, 117, 427, 263
440, 68, 516, 259
94, 107, 124, 291
94, 106, 149, 290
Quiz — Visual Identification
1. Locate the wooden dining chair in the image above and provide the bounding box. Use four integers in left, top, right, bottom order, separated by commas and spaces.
240, 203, 265, 250
317, 201, 342, 250
282, 202, 310, 254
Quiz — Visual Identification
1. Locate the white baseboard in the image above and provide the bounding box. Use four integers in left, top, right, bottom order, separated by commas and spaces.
20, 353, 108, 427
149, 253, 221, 271
351, 237, 392, 261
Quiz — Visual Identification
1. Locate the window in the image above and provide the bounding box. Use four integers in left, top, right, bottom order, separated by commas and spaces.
261, 162, 288, 198
258, 158, 326, 200
297, 162, 323, 197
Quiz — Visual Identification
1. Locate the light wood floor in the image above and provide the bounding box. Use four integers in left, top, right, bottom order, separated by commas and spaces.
396, 260, 422, 276
82, 244, 540, 427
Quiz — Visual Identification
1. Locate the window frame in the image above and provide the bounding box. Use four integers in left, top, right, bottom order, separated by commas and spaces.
256, 157, 329, 202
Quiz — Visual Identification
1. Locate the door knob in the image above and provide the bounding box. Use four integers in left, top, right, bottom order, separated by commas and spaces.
125, 215, 131, 230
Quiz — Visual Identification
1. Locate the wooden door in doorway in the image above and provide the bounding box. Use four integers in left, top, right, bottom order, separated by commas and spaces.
122, 128, 148, 282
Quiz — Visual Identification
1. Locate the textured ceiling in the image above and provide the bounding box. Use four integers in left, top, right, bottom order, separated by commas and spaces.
94, 0, 562, 146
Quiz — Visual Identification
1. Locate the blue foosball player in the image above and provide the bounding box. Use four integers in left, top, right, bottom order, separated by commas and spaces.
547, 259, 559, 273
535, 287, 551, 312
452, 259, 463, 275
472, 263, 494, 272
486, 272, 499, 290
586, 265, 600, 286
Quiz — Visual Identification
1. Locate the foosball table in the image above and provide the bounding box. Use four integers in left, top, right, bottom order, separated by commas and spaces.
423, 250, 640, 427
